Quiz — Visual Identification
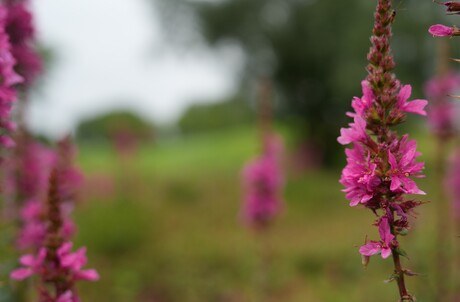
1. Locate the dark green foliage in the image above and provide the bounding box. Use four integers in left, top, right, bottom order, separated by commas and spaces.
76, 110, 154, 143
178, 96, 254, 135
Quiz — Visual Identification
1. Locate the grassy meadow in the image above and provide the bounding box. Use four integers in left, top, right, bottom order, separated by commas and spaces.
73, 125, 449, 302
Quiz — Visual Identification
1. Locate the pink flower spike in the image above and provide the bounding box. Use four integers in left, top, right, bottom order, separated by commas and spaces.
429, 24, 455, 37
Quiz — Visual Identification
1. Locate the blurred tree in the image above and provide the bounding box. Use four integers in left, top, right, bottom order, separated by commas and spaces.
178, 95, 254, 135
152, 0, 437, 166
76, 110, 154, 144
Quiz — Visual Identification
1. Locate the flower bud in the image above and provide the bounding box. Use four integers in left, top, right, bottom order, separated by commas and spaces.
429, 24, 460, 37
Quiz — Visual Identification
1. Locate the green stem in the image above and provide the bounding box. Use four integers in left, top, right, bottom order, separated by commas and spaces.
435, 137, 451, 301
391, 249, 413, 301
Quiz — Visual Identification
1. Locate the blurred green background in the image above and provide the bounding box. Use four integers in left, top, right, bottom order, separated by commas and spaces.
17, 0, 460, 301
71, 125, 447, 302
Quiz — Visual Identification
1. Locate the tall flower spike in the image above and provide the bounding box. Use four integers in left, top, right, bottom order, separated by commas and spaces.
11, 149, 98, 301
241, 134, 284, 230
338, 0, 426, 300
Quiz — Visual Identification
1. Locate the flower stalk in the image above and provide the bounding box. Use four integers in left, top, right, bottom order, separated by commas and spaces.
338, 0, 427, 300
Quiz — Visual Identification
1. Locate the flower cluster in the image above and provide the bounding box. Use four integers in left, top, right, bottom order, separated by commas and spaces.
15, 136, 57, 249
241, 134, 284, 230
339, 0, 426, 299
0, 5, 22, 148
424, 72, 460, 138
13, 136, 81, 251
5, 0, 42, 86
11, 163, 97, 302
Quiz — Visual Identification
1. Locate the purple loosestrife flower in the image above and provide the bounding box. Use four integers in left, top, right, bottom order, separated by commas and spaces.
0, 4, 22, 148
337, 115, 369, 145
359, 217, 394, 259
338, 0, 426, 299
241, 134, 284, 229
340, 143, 381, 206
387, 136, 425, 195
14, 137, 57, 250
395, 85, 428, 116
425, 72, 460, 137
11, 168, 98, 302
5, 1, 42, 85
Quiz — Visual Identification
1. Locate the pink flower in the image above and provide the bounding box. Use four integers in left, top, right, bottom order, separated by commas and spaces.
241, 155, 283, 227
241, 134, 284, 228
388, 136, 425, 195
56, 291, 74, 302
10, 248, 46, 280
348, 80, 375, 118
340, 143, 380, 206
359, 217, 394, 259
57, 242, 100, 281
5, 2, 42, 84
337, 115, 368, 145
429, 24, 457, 37
425, 72, 460, 137
396, 85, 428, 116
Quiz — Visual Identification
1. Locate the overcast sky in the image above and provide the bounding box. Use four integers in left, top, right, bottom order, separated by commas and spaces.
27, 0, 241, 138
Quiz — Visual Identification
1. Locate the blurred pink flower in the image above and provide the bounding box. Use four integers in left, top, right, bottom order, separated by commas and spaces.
5, 2, 42, 85
0, 4, 23, 148
241, 134, 284, 229
424, 72, 460, 137
359, 218, 394, 259
10, 248, 46, 280
57, 242, 100, 281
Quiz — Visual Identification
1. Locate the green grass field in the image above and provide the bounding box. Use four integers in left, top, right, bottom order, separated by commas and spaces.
73, 125, 453, 302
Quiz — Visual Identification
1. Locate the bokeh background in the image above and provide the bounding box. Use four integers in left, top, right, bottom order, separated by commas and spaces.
18, 0, 460, 301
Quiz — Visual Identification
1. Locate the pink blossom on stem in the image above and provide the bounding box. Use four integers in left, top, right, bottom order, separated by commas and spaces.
388, 137, 425, 195
337, 115, 369, 145
424, 72, 460, 137
339, 1, 425, 299
359, 217, 395, 259
0, 4, 23, 148
11, 168, 98, 301
5, 2, 42, 85
241, 134, 284, 229
10, 248, 46, 280
15, 139, 57, 250
429, 24, 459, 37
340, 143, 380, 206
396, 85, 428, 116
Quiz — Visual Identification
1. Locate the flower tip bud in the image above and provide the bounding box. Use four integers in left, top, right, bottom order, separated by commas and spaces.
429, 24, 455, 37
